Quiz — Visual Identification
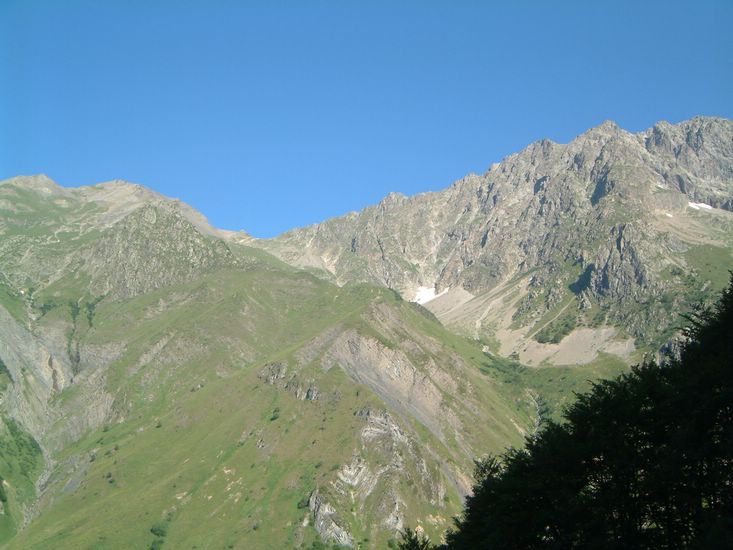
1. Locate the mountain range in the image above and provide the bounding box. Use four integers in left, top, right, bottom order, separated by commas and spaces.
0, 116, 731, 549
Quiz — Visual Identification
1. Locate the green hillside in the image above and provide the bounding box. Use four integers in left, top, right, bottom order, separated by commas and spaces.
0, 179, 538, 548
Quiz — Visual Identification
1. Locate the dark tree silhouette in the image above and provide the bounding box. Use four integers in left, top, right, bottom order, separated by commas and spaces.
401, 275, 733, 550
398, 527, 432, 550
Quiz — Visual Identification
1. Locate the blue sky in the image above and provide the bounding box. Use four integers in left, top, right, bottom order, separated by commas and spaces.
2, 1, 732, 237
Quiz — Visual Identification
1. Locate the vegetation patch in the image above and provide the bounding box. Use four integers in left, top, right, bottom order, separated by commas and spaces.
0, 417, 44, 544
0, 356, 12, 393
684, 244, 733, 290
532, 311, 577, 344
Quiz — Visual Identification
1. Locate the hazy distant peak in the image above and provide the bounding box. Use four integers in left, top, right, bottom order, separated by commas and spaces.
86, 179, 168, 200
646, 116, 732, 138
574, 119, 627, 142
378, 191, 408, 207
0, 174, 64, 193
596, 119, 621, 131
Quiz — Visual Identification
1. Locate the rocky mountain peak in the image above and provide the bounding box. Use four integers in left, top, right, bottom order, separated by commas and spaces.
257, 117, 733, 365
571, 120, 625, 146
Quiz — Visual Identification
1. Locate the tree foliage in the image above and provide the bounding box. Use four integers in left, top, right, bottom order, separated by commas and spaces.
398, 527, 432, 550
403, 275, 733, 549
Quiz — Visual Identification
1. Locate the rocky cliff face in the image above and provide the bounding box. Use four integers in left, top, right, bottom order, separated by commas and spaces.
260, 117, 733, 363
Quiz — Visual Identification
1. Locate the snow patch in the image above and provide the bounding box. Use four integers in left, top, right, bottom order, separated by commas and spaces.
413, 287, 436, 304
688, 201, 713, 210
412, 286, 449, 305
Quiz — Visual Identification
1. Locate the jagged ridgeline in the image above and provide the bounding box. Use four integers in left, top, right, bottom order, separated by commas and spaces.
262, 116, 733, 368
0, 116, 731, 549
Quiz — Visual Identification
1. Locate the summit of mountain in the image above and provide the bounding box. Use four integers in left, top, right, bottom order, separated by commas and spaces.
257, 117, 733, 366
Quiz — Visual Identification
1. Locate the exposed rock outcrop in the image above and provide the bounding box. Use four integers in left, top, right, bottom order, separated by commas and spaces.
259, 117, 733, 358
309, 489, 354, 547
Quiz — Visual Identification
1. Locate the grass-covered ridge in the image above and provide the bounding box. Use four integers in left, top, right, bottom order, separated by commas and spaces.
5, 258, 534, 549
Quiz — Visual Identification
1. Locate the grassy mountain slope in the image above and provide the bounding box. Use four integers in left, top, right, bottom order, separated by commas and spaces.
0, 178, 534, 549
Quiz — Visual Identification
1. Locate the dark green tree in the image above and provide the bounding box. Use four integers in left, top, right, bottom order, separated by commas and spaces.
407, 274, 733, 550
398, 527, 433, 550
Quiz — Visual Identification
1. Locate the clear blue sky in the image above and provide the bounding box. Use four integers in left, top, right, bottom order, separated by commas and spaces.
2, 1, 731, 237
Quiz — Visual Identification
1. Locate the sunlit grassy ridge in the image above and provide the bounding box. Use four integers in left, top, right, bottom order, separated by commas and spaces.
5, 258, 533, 549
